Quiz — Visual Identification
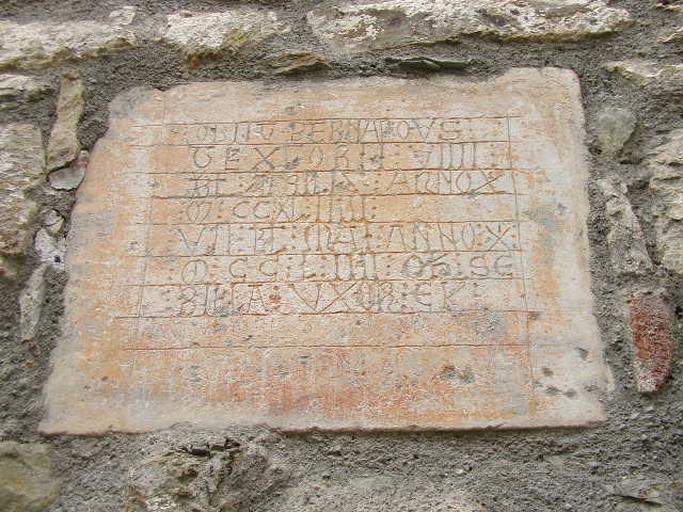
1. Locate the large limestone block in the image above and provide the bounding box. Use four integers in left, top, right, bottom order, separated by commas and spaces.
42, 70, 610, 433
0, 7, 137, 70
0, 124, 45, 274
308, 0, 632, 53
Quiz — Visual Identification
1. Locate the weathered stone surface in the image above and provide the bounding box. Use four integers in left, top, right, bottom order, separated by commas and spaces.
20, 217, 67, 341
35, 227, 66, 269
42, 69, 610, 434
0, 124, 45, 275
605, 61, 683, 95
126, 440, 288, 512
266, 52, 330, 75
598, 179, 652, 276
0, 441, 60, 512
19, 264, 48, 343
649, 129, 683, 275
0, 8, 137, 70
308, 0, 632, 52
627, 292, 674, 393
163, 9, 289, 63
47, 72, 84, 171
0, 74, 49, 111
594, 107, 636, 157
49, 150, 88, 190
43, 209, 65, 236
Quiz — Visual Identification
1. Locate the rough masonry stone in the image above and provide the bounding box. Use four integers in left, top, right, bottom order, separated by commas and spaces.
598, 179, 652, 276
627, 292, 674, 393
649, 129, 683, 276
308, 0, 632, 53
657, 1, 683, 13
0, 74, 49, 111
19, 264, 49, 343
126, 440, 288, 512
0, 8, 137, 70
605, 61, 683, 96
0, 441, 60, 512
47, 71, 85, 171
163, 9, 289, 64
265, 52, 330, 76
34, 227, 66, 269
18, 211, 67, 344
594, 107, 636, 157
42, 69, 610, 433
660, 23, 683, 44
48, 150, 88, 190
42, 209, 65, 236
607, 475, 683, 509
0, 124, 45, 275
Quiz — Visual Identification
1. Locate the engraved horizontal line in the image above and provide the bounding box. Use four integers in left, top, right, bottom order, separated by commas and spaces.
135, 250, 524, 258
114, 308, 534, 319
126, 168, 525, 175
133, 219, 528, 226
151, 192, 523, 199
132, 139, 518, 147
136, 219, 524, 225
119, 342, 528, 352
125, 277, 525, 287
132, 115, 524, 129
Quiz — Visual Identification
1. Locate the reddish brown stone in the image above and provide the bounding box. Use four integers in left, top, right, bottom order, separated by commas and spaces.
628, 293, 674, 393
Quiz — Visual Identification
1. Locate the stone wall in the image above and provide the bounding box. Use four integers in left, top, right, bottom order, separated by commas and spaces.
0, 1, 681, 511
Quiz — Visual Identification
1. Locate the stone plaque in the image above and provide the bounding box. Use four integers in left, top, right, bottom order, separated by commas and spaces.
42, 69, 611, 433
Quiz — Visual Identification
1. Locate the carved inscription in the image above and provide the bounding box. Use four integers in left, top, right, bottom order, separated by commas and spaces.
42, 73, 610, 433
132, 116, 524, 324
